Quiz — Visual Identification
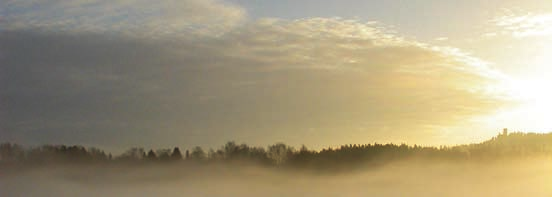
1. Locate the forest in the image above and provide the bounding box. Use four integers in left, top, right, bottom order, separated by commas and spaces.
2, 131, 552, 172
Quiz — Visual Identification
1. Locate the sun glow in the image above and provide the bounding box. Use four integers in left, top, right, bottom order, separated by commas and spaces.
491, 77, 552, 132
480, 27, 552, 133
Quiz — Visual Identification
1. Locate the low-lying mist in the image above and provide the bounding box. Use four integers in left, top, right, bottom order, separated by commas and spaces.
2, 159, 551, 197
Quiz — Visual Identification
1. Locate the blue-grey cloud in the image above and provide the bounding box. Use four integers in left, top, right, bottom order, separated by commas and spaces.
0, 1, 508, 150
0, 0, 245, 36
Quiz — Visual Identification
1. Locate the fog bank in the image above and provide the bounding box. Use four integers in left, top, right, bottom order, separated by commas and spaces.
2, 159, 551, 197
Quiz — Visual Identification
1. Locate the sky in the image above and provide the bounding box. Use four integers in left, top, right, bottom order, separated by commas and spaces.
1, 0, 552, 152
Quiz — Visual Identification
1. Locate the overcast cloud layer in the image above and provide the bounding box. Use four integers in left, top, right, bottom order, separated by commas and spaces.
0, 0, 508, 150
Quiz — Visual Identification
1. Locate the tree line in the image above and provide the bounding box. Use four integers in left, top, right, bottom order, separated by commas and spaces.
1, 132, 551, 170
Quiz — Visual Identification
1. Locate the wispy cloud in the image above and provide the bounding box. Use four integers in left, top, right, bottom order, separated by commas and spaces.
492, 11, 552, 37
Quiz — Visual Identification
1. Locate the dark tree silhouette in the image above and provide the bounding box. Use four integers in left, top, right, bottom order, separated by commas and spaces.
185, 150, 190, 160
268, 143, 294, 165
118, 147, 145, 161
190, 146, 206, 161
171, 147, 183, 160
146, 149, 157, 161
157, 149, 171, 161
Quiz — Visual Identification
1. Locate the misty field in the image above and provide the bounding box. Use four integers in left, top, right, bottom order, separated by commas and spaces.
2, 159, 551, 197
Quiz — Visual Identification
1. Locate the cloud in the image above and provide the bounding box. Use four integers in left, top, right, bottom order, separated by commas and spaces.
0, 0, 246, 36
0, 2, 508, 149
218, 18, 502, 91
491, 11, 552, 37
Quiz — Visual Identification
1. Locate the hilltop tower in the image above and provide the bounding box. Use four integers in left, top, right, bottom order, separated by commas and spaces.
502, 128, 508, 136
